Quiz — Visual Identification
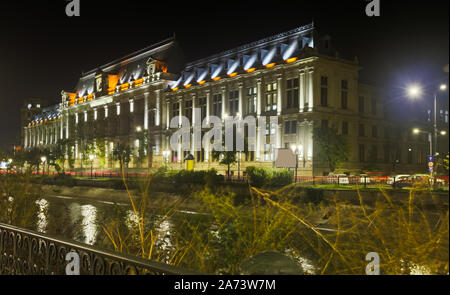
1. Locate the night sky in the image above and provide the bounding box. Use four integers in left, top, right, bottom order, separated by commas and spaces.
0, 0, 448, 148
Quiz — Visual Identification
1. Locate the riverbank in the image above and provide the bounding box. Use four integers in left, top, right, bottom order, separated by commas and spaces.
41, 184, 212, 214
42, 182, 449, 217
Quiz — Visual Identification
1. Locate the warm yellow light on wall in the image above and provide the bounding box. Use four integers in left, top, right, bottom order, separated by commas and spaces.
213, 76, 221, 81
172, 87, 179, 91
133, 78, 144, 87
198, 80, 206, 85
107, 88, 115, 95
87, 94, 94, 101
184, 84, 192, 88
286, 57, 298, 63
108, 74, 119, 89
265, 63, 276, 68
229, 72, 238, 77
246, 68, 256, 73
120, 83, 130, 91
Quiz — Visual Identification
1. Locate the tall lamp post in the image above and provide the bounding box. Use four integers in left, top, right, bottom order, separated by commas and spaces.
89, 154, 95, 179
40, 156, 47, 176
407, 83, 448, 181
407, 83, 448, 156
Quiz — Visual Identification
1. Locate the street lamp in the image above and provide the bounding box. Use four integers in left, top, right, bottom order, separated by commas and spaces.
291, 145, 299, 183
162, 150, 170, 164
407, 83, 448, 157
136, 126, 142, 132
407, 84, 422, 98
89, 154, 95, 179
40, 156, 47, 175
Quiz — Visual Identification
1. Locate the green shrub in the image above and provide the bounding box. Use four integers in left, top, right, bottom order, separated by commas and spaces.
246, 166, 292, 188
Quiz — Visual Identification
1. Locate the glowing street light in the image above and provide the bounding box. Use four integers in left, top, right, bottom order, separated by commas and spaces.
441, 130, 447, 136
162, 150, 170, 164
440, 84, 447, 91
136, 126, 142, 132
406, 84, 422, 98
412, 128, 420, 134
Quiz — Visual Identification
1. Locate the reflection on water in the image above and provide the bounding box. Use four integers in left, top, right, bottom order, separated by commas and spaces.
80, 204, 98, 245
66, 202, 98, 245
36, 199, 49, 233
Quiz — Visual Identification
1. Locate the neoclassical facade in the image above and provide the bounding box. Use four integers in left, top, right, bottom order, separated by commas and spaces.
22, 23, 429, 176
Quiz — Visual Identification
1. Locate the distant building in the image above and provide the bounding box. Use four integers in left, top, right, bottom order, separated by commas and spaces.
22, 24, 432, 175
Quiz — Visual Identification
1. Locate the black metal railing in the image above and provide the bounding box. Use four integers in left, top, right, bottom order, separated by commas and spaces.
0, 223, 197, 275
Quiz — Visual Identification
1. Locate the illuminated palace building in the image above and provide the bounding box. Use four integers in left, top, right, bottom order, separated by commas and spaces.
22, 23, 429, 176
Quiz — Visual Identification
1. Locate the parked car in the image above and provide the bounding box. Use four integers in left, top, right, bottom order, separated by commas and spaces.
387, 175, 410, 185
326, 174, 349, 185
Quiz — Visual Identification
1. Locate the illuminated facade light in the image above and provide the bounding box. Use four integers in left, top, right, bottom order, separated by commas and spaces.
130, 100, 134, 113
212, 76, 221, 82
184, 84, 192, 88
265, 63, 276, 68
229, 72, 238, 77
172, 87, 179, 91
286, 57, 298, 63
198, 80, 206, 85
246, 68, 256, 73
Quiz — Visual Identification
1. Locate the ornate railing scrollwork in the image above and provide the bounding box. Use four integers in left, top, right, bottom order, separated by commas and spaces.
0, 223, 197, 275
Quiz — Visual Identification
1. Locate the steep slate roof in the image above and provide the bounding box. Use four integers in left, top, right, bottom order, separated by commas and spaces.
74, 37, 185, 97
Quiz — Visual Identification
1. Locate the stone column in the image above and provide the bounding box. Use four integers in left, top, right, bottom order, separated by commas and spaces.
60, 116, 64, 139
256, 78, 262, 116
66, 113, 70, 139
238, 82, 244, 116
299, 69, 305, 112
221, 86, 226, 118
166, 100, 170, 130
178, 96, 183, 126
191, 93, 196, 156
206, 90, 211, 124
144, 93, 149, 130
24, 128, 28, 148
308, 69, 314, 112
155, 90, 161, 127
277, 74, 283, 116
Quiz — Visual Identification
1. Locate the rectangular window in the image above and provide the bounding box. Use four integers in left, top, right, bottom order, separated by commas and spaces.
198, 97, 207, 121
172, 102, 179, 119
286, 78, 299, 109
213, 94, 222, 118
359, 124, 365, 137
320, 76, 328, 107
228, 90, 239, 116
185, 100, 193, 123
341, 80, 348, 109
372, 126, 378, 138
265, 82, 277, 111
359, 96, 365, 113
247, 87, 257, 114
284, 121, 297, 134
359, 144, 365, 163
342, 121, 348, 135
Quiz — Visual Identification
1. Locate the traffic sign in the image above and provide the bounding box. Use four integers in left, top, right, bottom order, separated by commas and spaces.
427, 155, 434, 162
428, 161, 434, 168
